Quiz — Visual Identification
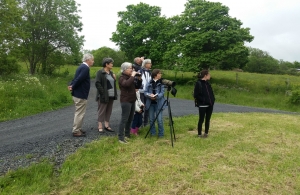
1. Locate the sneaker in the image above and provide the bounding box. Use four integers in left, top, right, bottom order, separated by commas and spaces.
119, 139, 128, 144
203, 133, 208, 138
125, 136, 130, 140
198, 134, 202, 138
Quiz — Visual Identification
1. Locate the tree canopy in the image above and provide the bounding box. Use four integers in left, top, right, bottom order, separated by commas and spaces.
18, 0, 84, 74
111, 0, 254, 72
111, 3, 170, 65
0, 0, 84, 75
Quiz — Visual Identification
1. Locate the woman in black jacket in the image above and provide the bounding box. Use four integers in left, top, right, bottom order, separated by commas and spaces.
95, 58, 118, 133
193, 70, 215, 138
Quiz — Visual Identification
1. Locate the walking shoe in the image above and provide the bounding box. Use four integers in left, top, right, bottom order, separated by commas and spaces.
198, 134, 202, 138
203, 133, 208, 138
119, 139, 128, 144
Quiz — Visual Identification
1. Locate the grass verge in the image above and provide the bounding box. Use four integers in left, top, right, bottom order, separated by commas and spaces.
1, 113, 299, 194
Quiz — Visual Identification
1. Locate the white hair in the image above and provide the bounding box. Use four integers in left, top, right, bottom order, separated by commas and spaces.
142, 59, 151, 68
120, 62, 132, 73
82, 53, 94, 62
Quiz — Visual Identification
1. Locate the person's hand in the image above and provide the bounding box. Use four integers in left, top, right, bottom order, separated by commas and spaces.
68, 86, 72, 91
131, 71, 137, 77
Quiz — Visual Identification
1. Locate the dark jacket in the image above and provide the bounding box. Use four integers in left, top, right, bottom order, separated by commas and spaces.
194, 79, 215, 106
95, 68, 117, 103
119, 73, 142, 103
71, 64, 90, 99
133, 63, 142, 72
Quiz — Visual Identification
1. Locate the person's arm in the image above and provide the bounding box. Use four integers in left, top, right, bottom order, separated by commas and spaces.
95, 71, 104, 95
156, 84, 165, 100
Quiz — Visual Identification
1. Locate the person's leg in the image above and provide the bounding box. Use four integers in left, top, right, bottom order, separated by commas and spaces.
72, 97, 87, 134
136, 113, 143, 128
125, 102, 135, 138
204, 106, 214, 134
104, 98, 114, 128
157, 108, 164, 137
140, 93, 149, 126
197, 107, 206, 136
118, 102, 131, 141
131, 113, 138, 134
97, 100, 107, 130
148, 104, 157, 135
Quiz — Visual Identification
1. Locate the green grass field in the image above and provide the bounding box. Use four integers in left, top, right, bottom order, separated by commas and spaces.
1, 65, 300, 194
1, 113, 299, 194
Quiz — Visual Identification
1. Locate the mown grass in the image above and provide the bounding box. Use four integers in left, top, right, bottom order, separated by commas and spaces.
1, 113, 299, 194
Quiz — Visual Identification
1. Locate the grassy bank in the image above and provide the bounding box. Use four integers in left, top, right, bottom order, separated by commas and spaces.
1, 65, 300, 122
1, 113, 299, 194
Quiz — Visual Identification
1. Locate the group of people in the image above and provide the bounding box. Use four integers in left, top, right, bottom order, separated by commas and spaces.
68, 53, 215, 143
68, 54, 168, 144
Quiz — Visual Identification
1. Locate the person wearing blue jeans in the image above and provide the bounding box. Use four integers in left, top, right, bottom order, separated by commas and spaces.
144, 69, 166, 137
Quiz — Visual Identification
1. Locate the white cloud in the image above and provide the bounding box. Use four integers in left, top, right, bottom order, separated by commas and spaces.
76, 0, 300, 62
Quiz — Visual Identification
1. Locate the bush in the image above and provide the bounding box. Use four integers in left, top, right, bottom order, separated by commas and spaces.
288, 90, 300, 105
0, 54, 20, 75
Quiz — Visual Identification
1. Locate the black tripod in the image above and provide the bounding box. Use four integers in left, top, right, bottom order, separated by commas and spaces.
145, 86, 176, 147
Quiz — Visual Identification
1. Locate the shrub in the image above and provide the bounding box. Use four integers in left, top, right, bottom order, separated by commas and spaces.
288, 90, 300, 105
0, 54, 20, 75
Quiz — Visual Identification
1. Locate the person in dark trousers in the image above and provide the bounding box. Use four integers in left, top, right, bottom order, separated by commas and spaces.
95, 58, 118, 133
118, 62, 142, 144
68, 53, 94, 137
193, 69, 215, 138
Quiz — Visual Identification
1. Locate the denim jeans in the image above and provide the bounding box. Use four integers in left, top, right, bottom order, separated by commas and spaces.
148, 104, 164, 137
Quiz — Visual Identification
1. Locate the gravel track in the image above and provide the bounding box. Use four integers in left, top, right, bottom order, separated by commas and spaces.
0, 82, 298, 175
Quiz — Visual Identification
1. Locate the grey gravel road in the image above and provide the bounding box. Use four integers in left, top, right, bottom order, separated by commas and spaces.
0, 83, 298, 175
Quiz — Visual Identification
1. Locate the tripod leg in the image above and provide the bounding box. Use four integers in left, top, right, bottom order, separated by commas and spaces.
168, 100, 176, 141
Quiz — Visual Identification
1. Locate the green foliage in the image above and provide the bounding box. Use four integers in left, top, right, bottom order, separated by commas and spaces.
19, 0, 84, 75
244, 47, 279, 74
0, 74, 73, 122
0, 54, 21, 75
91, 47, 127, 67
163, 0, 253, 72
111, 3, 169, 64
0, 0, 22, 54
288, 90, 300, 105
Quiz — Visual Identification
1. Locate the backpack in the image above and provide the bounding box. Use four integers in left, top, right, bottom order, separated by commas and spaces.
193, 80, 202, 107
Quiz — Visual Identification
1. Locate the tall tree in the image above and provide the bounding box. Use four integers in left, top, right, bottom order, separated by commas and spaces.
111, 3, 169, 64
163, 0, 254, 72
19, 0, 84, 74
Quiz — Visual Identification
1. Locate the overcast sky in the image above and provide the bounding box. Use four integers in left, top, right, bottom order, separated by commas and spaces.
75, 0, 300, 62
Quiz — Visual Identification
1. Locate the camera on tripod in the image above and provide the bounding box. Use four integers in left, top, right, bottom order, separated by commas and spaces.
161, 78, 177, 97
